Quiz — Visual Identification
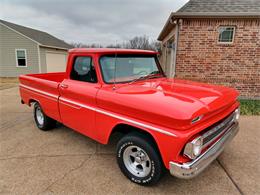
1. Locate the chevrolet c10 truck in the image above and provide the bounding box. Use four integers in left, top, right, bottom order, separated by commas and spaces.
19, 48, 240, 185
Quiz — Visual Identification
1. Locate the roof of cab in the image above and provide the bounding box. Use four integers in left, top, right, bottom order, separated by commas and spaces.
69, 48, 158, 54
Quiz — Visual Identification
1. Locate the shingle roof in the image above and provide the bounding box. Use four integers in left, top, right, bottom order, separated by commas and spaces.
158, 0, 260, 40
0, 19, 72, 49
178, 0, 260, 13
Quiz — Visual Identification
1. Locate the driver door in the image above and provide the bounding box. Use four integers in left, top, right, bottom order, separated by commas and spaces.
59, 55, 101, 140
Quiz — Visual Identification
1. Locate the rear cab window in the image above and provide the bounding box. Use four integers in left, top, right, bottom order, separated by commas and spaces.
70, 56, 97, 83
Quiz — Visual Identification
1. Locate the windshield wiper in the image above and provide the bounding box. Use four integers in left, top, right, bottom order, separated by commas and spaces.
128, 71, 163, 85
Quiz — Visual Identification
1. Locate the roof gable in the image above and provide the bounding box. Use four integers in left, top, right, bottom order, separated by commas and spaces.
158, 0, 260, 41
0, 19, 72, 50
178, 0, 260, 13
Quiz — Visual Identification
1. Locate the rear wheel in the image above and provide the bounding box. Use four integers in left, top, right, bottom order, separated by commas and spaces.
33, 102, 56, 131
116, 133, 163, 185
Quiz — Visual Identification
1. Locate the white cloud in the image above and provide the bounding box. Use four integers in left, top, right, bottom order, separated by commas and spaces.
0, 0, 188, 45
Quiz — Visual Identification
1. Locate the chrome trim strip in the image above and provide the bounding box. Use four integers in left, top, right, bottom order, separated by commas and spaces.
169, 122, 239, 179
60, 97, 176, 137
59, 97, 95, 111
97, 106, 177, 137
20, 84, 176, 137
20, 84, 58, 99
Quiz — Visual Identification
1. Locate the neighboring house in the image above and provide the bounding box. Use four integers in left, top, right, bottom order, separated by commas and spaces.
0, 19, 72, 77
158, 0, 260, 98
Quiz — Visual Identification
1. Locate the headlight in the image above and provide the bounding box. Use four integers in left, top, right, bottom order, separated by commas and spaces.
234, 108, 240, 121
184, 136, 203, 159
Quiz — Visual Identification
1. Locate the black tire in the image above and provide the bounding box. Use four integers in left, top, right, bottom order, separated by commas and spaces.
116, 132, 163, 186
33, 102, 56, 131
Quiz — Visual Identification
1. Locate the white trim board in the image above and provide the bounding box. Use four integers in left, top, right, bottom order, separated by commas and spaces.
37, 45, 42, 73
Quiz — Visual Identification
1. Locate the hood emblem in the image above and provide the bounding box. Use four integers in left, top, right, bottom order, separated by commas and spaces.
191, 115, 203, 124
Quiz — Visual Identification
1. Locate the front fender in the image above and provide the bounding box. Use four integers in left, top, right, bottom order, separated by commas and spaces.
95, 110, 186, 169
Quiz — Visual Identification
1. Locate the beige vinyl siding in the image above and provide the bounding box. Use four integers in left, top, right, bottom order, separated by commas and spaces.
0, 23, 39, 77
39, 47, 68, 73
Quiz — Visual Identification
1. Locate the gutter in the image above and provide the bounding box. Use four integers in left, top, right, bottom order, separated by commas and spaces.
39, 45, 70, 51
171, 12, 260, 18
158, 12, 260, 41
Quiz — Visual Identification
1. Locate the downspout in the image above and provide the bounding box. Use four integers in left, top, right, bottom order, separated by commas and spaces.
170, 18, 180, 78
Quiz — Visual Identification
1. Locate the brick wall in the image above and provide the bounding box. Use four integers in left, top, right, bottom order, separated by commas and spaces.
175, 18, 260, 98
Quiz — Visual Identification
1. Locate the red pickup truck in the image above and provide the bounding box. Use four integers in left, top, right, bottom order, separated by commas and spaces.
19, 48, 240, 185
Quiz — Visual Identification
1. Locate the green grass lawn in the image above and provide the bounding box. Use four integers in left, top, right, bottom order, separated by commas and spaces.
239, 99, 260, 115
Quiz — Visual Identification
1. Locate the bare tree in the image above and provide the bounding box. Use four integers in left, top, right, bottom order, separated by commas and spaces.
125, 35, 150, 50
70, 35, 161, 52
70, 42, 103, 48
149, 40, 161, 52
124, 36, 160, 51
106, 43, 122, 48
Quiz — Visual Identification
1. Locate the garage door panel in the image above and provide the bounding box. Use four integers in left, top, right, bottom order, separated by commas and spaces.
46, 53, 67, 72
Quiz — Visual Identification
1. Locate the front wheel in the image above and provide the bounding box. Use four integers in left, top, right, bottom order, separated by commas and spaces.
116, 133, 163, 185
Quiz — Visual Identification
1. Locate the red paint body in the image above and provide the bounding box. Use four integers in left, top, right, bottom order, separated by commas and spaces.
19, 49, 239, 169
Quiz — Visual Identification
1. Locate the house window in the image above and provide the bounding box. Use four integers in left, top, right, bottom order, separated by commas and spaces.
16, 49, 27, 67
218, 26, 235, 43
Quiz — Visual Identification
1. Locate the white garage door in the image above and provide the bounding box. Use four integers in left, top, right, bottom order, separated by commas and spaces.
46, 53, 67, 72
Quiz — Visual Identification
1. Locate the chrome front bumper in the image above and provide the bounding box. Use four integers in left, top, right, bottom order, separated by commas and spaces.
169, 122, 239, 179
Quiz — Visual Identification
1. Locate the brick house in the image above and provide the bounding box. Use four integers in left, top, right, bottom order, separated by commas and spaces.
158, 0, 260, 98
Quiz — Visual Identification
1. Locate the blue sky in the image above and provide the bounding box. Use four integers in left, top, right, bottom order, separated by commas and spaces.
0, 0, 188, 45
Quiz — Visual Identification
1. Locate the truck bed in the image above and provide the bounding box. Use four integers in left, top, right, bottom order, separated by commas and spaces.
20, 72, 66, 82
19, 72, 66, 122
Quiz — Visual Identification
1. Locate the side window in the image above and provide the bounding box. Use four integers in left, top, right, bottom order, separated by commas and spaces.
16, 49, 27, 67
218, 26, 235, 43
70, 56, 97, 83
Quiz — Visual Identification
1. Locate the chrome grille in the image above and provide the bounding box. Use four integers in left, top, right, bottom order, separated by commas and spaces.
202, 111, 236, 149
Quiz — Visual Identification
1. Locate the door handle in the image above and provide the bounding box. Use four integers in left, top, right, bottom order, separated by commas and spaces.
60, 84, 68, 89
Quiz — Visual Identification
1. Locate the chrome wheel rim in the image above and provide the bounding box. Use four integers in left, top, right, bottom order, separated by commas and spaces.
123, 145, 151, 177
36, 107, 44, 125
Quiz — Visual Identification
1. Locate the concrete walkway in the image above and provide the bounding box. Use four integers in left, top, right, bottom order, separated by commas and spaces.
0, 87, 259, 194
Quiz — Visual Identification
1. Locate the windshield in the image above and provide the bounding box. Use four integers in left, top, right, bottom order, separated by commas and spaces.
99, 54, 164, 83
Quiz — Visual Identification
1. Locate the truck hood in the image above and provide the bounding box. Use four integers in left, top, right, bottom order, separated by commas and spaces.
98, 78, 239, 130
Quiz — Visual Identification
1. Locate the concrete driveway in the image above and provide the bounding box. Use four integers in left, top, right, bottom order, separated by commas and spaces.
0, 86, 259, 195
